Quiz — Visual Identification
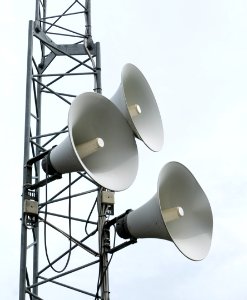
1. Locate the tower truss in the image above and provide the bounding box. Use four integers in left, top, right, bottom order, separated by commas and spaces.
19, 1, 112, 299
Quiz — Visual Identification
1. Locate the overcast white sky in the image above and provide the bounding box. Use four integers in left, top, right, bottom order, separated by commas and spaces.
1, 0, 247, 299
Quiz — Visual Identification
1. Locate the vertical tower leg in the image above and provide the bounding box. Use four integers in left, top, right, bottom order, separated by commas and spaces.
19, 20, 34, 300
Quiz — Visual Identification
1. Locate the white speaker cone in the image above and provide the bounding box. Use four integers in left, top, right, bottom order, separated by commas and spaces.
119, 162, 213, 261
158, 162, 213, 260
111, 63, 164, 152
46, 92, 139, 191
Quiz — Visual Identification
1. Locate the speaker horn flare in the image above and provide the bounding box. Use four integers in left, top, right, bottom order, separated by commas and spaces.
111, 63, 164, 152
116, 161, 213, 261
42, 92, 139, 191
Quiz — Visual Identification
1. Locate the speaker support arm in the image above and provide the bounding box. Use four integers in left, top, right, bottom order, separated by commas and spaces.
28, 174, 62, 190
105, 209, 132, 229
104, 210, 137, 254
107, 238, 137, 255
25, 149, 50, 168
24, 149, 62, 190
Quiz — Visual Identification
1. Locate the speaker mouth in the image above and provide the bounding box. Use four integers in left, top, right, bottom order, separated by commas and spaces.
68, 92, 139, 191
158, 162, 213, 261
113, 162, 213, 261
41, 92, 139, 191
121, 63, 164, 152
110, 63, 164, 152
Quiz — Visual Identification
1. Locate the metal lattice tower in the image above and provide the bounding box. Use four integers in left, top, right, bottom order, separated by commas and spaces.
19, 2, 214, 299
19, 1, 113, 299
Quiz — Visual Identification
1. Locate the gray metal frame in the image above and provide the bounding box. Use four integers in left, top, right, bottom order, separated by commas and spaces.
19, 1, 112, 299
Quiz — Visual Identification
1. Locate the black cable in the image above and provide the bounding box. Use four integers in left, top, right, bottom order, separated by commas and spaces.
85, 193, 98, 236
94, 206, 117, 299
43, 165, 72, 273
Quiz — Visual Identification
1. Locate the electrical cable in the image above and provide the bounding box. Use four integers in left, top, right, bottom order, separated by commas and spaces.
94, 203, 117, 299
85, 193, 98, 236
94, 227, 116, 299
43, 164, 72, 273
